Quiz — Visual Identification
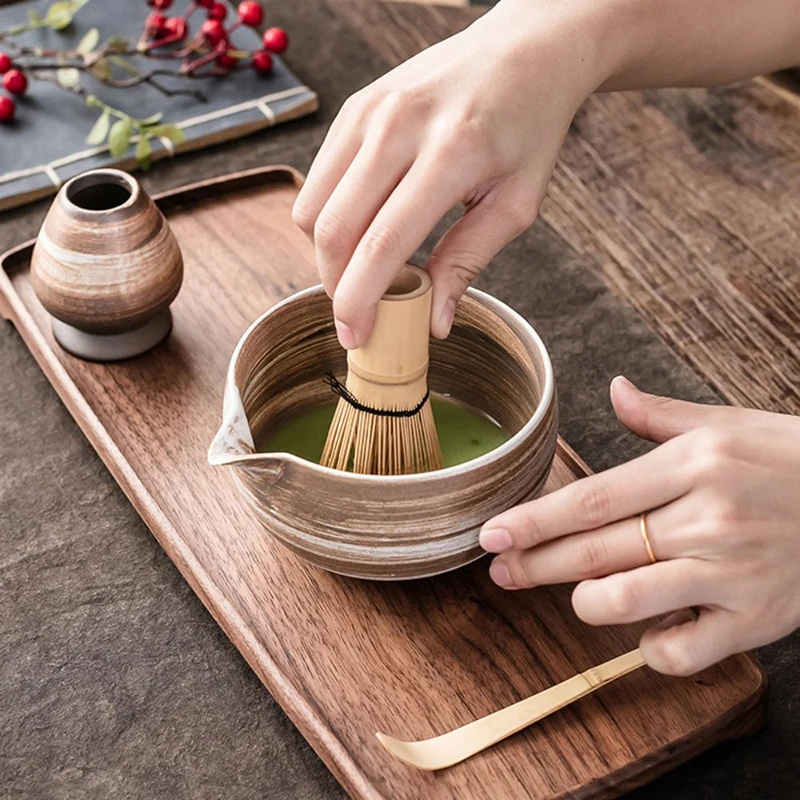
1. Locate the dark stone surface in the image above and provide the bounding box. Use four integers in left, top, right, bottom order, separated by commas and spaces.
1, 1, 798, 798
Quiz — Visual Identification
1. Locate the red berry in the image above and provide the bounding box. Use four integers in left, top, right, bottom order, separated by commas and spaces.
163, 16, 187, 40
216, 52, 238, 70
262, 27, 288, 54
208, 2, 227, 21
0, 95, 15, 122
200, 19, 226, 46
145, 11, 167, 36
252, 50, 273, 75
196, 0, 214, 7
0, 53, 12, 74
149, 0, 173, 9
237, 1, 263, 27
3, 69, 27, 96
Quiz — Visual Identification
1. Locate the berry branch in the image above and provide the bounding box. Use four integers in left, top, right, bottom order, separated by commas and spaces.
21, 58, 209, 101
0, 0, 291, 164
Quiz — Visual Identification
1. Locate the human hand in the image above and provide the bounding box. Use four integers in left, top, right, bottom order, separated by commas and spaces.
292, 0, 616, 348
480, 376, 800, 676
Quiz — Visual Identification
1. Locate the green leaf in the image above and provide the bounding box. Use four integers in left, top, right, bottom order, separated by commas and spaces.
27, 8, 45, 26
88, 58, 111, 81
45, 2, 74, 30
57, 67, 81, 88
106, 37, 130, 53
108, 117, 133, 158
146, 124, 185, 145
86, 109, 110, 146
85, 93, 104, 109
167, 127, 186, 145
135, 135, 152, 164
44, 0, 90, 29
139, 112, 164, 126
77, 27, 99, 53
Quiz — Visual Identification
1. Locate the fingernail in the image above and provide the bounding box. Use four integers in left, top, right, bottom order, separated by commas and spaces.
438, 298, 456, 338
479, 527, 513, 553
612, 375, 639, 391
335, 319, 358, 350
489, 560, 515, 588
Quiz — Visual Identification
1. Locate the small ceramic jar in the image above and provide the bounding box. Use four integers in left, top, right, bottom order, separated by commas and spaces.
31, 168, 183, 361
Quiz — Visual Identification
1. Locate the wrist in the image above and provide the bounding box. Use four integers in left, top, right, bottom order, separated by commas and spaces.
474, 0, 647, 98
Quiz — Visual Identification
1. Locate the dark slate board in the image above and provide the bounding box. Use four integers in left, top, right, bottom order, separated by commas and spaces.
0, 0, 317, 210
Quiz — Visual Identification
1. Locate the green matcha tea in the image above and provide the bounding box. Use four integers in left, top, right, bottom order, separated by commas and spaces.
256, 395, 510, 469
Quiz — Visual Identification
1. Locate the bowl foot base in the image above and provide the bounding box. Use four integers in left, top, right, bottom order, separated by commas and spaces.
52, 311, 173, 361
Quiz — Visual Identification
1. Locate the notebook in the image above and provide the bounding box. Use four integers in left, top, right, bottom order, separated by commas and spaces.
0, 0, 317, 211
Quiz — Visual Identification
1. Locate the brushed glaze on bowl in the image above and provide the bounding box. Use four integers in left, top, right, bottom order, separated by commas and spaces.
31, 169, 183, 335
209, 286, 558, 581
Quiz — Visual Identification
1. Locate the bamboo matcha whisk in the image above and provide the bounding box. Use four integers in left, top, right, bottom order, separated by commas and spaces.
321, 265, 444, 475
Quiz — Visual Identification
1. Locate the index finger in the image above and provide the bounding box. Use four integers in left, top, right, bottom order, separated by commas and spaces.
292, 100, 364, 236
332, 155, 469, 347
480, 435, 694, 553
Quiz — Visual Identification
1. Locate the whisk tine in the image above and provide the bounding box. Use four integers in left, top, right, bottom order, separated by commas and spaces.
323, 389, 443, 475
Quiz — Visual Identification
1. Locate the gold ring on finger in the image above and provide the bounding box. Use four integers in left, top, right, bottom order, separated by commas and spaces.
640, 512, 658, 564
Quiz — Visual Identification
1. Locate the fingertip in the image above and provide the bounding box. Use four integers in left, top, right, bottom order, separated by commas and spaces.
610, 375, 640, 402
428, 271, 458, 339
332, 289, 375, 350
489, 558, 516, 589
431, 297, 456, 340
334, 319, 358, 350
611, 374, 631, 391
570, 580, 593, 623
639, 623, 698, 677
610, 374, 647, 429
479, 527, 513, 553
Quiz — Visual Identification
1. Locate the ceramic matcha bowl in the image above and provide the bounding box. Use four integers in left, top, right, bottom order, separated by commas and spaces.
209, 286, 557, 580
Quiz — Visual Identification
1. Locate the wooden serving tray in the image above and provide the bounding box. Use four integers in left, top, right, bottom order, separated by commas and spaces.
0, 166, 767, 800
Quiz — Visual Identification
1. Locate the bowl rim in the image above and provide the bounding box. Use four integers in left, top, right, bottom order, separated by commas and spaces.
225, 284, 555, 484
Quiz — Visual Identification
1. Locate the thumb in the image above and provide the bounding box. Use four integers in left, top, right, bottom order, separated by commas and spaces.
610, 376, 755, 444
426, 185, 537, 339
639, 607, 743, 676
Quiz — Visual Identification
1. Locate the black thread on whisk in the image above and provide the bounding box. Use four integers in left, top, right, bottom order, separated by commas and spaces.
323, 371, 429, 418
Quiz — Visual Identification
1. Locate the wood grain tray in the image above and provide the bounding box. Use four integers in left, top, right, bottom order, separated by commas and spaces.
0, 166, 767, 800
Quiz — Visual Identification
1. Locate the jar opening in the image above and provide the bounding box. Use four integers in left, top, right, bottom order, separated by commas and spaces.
66, 172, 134, 211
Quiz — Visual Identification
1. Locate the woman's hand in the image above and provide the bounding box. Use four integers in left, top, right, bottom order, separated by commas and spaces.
292, 0, 617, 348
481, 377, 800, 676
294, 0, 800, 350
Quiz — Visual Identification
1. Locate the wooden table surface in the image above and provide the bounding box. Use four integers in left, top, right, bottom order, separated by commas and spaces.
1, 2, 799, 799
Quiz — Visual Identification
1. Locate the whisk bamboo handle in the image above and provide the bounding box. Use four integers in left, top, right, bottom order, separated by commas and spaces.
348, 265, 433, 387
